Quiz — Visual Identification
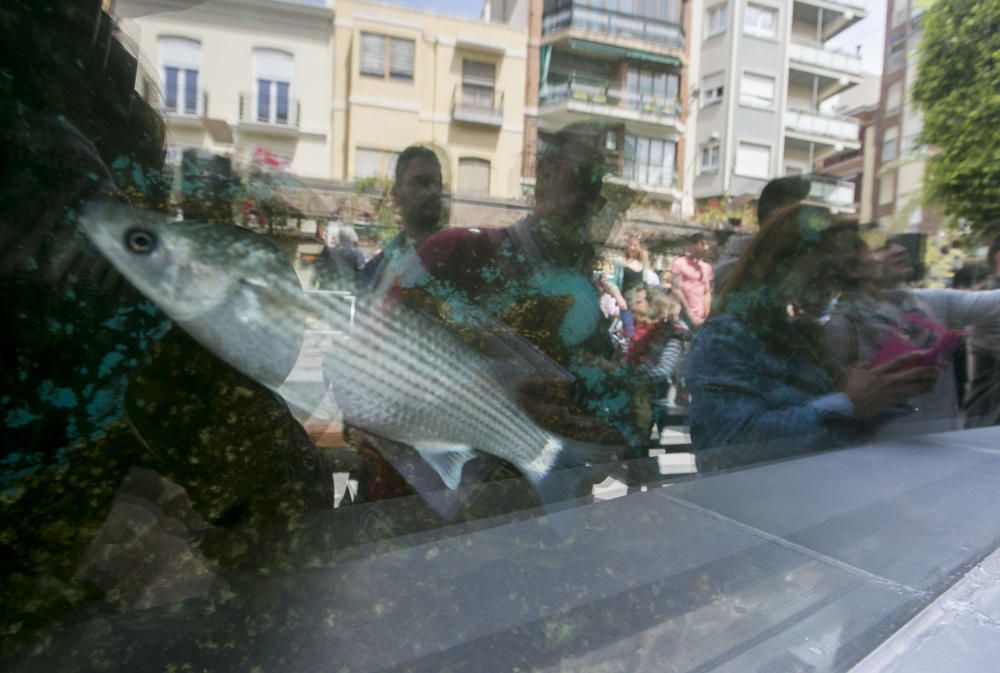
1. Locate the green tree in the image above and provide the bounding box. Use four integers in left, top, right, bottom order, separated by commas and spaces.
912, 0, 1000, 236
353, 176, 400, 245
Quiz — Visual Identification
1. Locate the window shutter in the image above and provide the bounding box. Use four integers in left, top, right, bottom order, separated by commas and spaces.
361, 34, 385, 76
458, 158, 491, 196
356, 149, 382, 178
389, 38, 414, 80
736, 142, 771, 179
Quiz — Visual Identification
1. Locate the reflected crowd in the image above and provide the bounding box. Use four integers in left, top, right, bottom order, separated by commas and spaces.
4, 1, 1000, 662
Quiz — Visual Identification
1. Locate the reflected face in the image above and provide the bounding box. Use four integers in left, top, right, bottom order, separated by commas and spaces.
535, 153, 607, 245
781, 229, 857, 317
874, 243, 913, 285
393, 158, 443, 236
688, 239, 708, 258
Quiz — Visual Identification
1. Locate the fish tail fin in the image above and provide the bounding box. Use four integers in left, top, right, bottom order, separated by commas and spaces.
556, 437, 619, 469
528, 437, 619, 536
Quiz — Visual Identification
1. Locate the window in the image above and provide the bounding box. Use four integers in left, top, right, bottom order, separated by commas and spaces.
626, 67, 680, 110
735, 141, 770, 178
888, 35, 906, 72
705, 3, 727, 37
458, 158, 491, 196
892, 0, 908, 27
879, 171, 896, 205
623, 134, 677, 187
744, 4, 778, 39
462, 60, 496, 109
625, 0, 682, 23
253, 49, 293, 124
360, 33, 414, 81
605, 130, 618, 151
159, 37, 201, 114
355, 147, 399, 179
886, 81, 903, 115
882, 125, 899, 162
739, 72, 775, 109
702, 72, 725, 106
699, 144, 720, 174
784, 164, 805, 175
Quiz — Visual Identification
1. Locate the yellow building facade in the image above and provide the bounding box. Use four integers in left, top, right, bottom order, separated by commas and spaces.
117, 0, 335, 181
117, 0, 527, 200
331, 0, 528, 198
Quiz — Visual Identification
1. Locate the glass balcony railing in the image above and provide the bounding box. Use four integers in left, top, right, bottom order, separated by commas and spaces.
785, 108, 860, 143
541, 6, 684, 49
788, 41, 863, 76
618, 164, 677, 189
808, 176, 856, 209
540, 78, 681, 119
795, 0, 865, 12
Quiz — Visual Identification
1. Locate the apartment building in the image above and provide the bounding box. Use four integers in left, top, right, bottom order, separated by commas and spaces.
819, 74, 880, 221
692, 0, 865, 213
117, 0, 527, 206
871, 0, 940, 233
534, 0, 692, 215
116, 0, 336, 180
331, 0, 527, 200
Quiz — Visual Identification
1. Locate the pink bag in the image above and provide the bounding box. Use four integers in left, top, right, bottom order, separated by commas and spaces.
871, 313, 965, 368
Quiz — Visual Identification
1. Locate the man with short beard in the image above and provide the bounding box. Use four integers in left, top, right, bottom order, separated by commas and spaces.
361, 145, 444, 292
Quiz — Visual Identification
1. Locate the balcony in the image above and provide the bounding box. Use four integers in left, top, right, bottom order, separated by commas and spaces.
784, 108, 860, 147
160, 90, 208, 126
451, 86, 504, 127
806, 175, 856, 211
794, 0, 865, 14
610, 164, 680, 200
238, 92, 300, 136
542, 6, 684, 51
793, 0, 866, 40
789, 41, 862, 77
539, 77, 682, 131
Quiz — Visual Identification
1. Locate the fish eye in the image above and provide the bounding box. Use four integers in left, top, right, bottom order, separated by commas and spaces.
124, 228, 158, 254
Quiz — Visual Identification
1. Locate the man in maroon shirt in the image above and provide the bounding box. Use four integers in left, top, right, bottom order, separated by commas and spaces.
352, 124, 637, 517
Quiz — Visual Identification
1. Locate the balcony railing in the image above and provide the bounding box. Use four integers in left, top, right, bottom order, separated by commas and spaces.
540, 78, 681, 118
452, 86, 504, 127
785, 108, 860, 143
161, 89, 208, 118
618, 165, 677, 190
239, 92, 300, 128
542, 6, 684, 49
789, 41, 863, 76
808, 176, 856, 209
796, 0, 865, 11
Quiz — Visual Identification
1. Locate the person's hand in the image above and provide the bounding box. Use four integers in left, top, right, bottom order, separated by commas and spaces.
843, 352, 939, 418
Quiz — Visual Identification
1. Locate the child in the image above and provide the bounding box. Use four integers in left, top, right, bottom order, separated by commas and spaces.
626, 290, 691, 442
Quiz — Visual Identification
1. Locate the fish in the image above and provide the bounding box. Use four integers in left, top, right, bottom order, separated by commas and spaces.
80, 201, 617, 520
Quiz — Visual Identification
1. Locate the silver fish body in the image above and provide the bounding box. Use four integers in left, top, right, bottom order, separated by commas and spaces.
80, 202, 614, 505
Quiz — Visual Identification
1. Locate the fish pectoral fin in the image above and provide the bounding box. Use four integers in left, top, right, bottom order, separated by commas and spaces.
413, 444, 477, 490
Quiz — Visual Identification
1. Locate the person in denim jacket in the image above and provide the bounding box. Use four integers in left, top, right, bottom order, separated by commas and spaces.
685, 205, 937, 472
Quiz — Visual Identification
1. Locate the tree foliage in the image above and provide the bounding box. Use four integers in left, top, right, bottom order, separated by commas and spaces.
912, 0, 1000, 236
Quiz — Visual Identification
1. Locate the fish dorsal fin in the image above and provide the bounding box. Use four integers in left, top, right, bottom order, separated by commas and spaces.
413, 444, 478, 490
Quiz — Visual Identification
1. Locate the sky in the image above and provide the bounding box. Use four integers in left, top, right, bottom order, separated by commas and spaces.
383, 0, 889, 75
